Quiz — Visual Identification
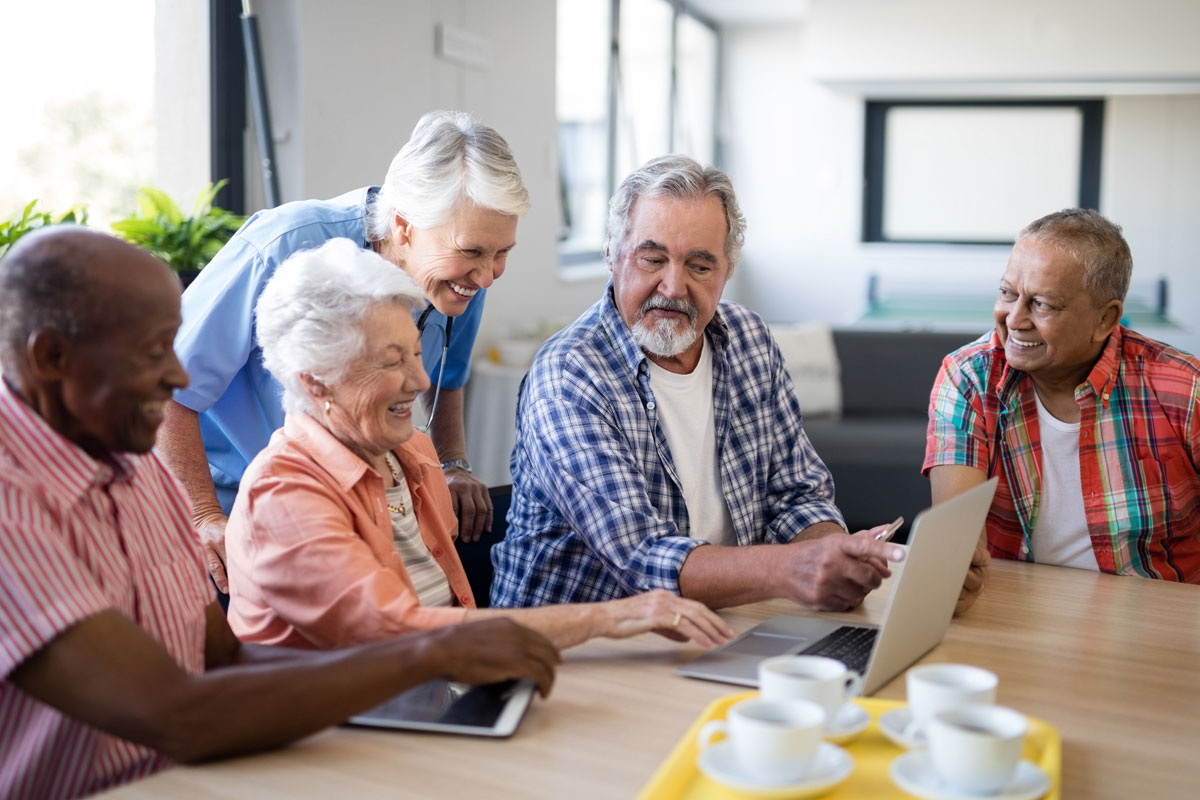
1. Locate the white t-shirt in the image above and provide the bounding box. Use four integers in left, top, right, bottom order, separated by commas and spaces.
1029, 392, 1099, 571
385, 480, 455, 606
646, 336, 736, 546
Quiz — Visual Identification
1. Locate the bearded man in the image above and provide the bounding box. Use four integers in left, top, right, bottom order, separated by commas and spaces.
491, 156, 904, 611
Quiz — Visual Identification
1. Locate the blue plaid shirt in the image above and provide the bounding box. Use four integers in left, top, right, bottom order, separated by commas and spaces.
490, 287, 844, 606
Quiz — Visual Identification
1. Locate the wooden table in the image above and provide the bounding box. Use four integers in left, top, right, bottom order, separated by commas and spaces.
101, 561, 1200, 799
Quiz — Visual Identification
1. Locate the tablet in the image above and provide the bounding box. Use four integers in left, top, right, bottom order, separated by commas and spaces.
346, 678, 536, 738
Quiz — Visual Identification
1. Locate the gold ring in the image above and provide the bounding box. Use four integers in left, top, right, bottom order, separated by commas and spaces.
672, 612, 682, 628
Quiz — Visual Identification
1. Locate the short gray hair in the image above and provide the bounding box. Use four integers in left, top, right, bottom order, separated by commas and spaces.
605, 155, 746, 273
365, 110, 530, 241
0, 228, 90, 373
1018, 208, 1132, 303
255, 238, 426, 416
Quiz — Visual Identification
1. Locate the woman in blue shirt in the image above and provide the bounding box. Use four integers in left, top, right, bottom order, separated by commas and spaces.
157, 110, 526, 592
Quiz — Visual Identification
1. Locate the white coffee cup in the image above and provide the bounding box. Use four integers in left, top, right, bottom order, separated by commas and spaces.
758, 655, 863, 720
697, 697, 826, 782
904, 663, 997, 742
928, 704, 1027, 794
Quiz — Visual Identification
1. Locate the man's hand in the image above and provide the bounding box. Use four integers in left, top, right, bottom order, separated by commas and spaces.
420, 619, 560, 697
445, 469, 492, 542
195, 513, 230, 593
782, 531, 906, 612
956, 532, 991, 615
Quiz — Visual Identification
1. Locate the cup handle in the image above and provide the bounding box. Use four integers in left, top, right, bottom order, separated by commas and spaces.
696, 719, 727, 750
844, 670, 864, 700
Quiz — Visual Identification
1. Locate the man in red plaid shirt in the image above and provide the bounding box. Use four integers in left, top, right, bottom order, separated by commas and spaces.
925, 209, 1200, 613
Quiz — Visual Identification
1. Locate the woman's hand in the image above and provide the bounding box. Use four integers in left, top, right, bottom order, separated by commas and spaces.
601, 590, 736, 648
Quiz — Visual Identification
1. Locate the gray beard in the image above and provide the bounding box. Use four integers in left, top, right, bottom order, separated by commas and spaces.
631, 315, 700, 358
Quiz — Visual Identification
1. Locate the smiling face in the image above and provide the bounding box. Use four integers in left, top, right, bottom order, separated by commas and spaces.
994, 237, 1122, 390
389, 202, 518, 317
56, 244, 189, 457
318, 302, 432, 463
609, 194, 730, 374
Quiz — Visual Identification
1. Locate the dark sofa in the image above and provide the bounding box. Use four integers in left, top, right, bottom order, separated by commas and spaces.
802, 328, 980, 542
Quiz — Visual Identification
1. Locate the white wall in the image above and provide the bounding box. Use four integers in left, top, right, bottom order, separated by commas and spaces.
722, 0, 1200, 357
251, 0, 606, 353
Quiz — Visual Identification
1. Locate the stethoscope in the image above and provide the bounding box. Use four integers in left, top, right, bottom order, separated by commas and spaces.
415, 302, 452, 434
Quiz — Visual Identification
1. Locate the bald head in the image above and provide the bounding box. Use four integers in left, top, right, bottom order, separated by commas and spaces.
0, 227, 180, 375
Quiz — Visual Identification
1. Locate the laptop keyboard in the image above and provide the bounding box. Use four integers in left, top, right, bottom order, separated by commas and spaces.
802, 625, 878, 674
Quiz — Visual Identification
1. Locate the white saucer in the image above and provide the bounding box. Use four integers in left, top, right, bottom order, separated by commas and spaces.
824, 702, 870, 744
698, 741, 853, 799
879, 706, 926, 749
890, 751, 1052, 800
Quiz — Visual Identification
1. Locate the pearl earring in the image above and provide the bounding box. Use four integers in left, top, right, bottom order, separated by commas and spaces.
324, 400, 332, 414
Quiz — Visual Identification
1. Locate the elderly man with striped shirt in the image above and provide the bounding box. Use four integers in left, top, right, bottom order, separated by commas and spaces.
926, 209, 1200, 614
0, 228, 558, 799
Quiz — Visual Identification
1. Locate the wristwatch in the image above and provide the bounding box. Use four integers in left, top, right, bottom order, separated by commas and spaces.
440, 458, 473, 473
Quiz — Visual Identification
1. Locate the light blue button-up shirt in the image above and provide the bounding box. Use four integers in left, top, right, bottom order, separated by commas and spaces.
173, 187, 485, 512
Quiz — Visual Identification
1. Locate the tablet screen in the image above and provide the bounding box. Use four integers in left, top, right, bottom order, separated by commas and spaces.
346, 678, 535, 737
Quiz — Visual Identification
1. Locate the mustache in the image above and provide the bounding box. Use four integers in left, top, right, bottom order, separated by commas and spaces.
639, 296, 698, 323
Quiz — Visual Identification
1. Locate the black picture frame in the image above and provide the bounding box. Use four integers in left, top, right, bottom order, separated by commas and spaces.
862, 99, 1104, 245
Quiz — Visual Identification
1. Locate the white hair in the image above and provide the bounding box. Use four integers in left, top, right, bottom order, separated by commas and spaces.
255, 238, 426, 415
365, 110, 530, 240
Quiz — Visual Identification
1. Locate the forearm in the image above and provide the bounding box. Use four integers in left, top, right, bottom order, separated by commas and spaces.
465, 605, 604, 650
13, 609, 444, 765
425, 385, 467, 462
678, 544, 794, 609
175, 634, 448, 761
793, 520, 849, 541
156, 399, 223, 521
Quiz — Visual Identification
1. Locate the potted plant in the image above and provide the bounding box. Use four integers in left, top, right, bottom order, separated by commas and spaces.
0, 200, 88, 259
110, 180, 246, 287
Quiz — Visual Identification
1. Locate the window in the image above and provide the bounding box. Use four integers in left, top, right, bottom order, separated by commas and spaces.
557, 0, 719, 266
1, 0, 158, 226
862, 100, 1104, 244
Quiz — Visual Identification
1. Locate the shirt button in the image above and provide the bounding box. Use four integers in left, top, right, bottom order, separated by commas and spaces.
646, 401, 656, 410
432, 546, 444, 557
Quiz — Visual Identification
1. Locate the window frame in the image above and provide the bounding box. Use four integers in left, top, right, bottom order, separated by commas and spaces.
861, 98, 1104, 245
558, 0, 721, 270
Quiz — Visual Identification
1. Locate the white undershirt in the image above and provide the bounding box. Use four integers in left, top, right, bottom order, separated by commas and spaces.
1029, 393, 1099, 571
646, 336, 736, 546
385, 481, 454, 606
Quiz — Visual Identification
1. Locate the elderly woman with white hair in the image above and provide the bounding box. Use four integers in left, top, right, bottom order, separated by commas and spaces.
223, 239, 735, 650
159, 111, 525, 596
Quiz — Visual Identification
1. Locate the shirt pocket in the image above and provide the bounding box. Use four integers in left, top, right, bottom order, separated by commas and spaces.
1132, 454, 1200, 538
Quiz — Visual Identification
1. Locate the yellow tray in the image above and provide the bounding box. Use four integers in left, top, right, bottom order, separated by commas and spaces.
638, 692, 1061, 800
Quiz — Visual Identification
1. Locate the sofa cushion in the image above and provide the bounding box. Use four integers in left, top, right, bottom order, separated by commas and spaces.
832, 329, 980, 417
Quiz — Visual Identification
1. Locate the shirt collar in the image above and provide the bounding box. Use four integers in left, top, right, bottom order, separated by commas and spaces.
990, 325, 1124, 410
1081, 324, 1124, 408
600, 283, 731, 376
282, 411, 440, 493
0, 379, 132, 506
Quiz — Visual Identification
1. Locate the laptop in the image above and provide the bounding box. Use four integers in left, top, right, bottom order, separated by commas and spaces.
676, 478, 998, 695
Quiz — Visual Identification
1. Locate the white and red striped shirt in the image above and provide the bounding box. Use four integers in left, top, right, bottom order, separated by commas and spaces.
0, 380, 213, 799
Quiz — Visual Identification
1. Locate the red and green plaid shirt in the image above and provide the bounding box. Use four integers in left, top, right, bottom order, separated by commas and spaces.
923, 325, 1200, 583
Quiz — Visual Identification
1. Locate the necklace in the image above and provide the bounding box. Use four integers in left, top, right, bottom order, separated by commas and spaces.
383, 451, 408, 515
